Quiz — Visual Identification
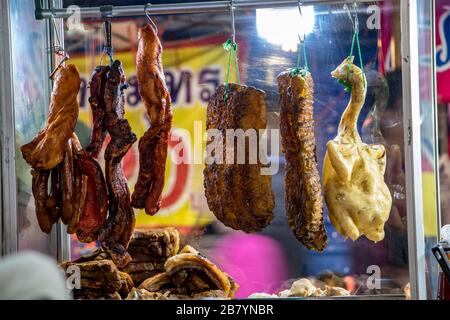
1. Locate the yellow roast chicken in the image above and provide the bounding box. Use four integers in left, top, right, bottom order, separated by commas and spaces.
323, 57, 392, 242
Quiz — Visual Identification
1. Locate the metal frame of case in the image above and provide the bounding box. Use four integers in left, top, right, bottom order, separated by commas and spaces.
0, 0, 439, 300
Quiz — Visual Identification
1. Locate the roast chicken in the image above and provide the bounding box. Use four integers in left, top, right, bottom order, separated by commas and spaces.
323, 57, 392, 242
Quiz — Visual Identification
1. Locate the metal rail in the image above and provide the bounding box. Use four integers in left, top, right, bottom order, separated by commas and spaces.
35, 0, 381, 20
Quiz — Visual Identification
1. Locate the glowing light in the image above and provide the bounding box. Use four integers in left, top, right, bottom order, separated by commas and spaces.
256, 6, 315, 52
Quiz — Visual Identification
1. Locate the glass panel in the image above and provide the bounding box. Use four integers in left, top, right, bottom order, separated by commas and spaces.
53, 0, 427, 298
416, 0, 439, 300
9, 1, 54, 254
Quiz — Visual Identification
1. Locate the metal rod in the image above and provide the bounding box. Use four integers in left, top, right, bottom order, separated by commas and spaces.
230, 0, 236, 43
36, 0, 382, 20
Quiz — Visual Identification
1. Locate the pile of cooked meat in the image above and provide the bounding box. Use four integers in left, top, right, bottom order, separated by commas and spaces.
60, 259, 134, 300
61, 228, 238, 300
135, 245, 238, 299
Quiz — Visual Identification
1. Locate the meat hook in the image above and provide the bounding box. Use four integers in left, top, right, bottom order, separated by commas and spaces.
48, 14, 70, 79
229, 0, 237, 45
298, 0, 305, 43
101, 5, 114, 64
344, 2, 359, 34
145, 3, 159, 34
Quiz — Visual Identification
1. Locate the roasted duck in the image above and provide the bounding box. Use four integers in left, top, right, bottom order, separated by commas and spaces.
278, 70, 327, 251
203, 83, 275, 232
21, 64, 81, 170
99, 60, 137, 268
323, 57, 392, 242
132, 24, 172, 215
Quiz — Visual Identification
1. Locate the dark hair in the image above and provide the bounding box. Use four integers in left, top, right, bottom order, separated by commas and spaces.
384, 69, 403, 111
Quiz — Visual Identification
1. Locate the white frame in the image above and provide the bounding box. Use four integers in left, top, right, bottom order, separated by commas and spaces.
400, 0, 427, 300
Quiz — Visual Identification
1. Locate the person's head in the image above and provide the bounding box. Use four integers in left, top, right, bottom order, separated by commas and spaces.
380, 69, 403, 150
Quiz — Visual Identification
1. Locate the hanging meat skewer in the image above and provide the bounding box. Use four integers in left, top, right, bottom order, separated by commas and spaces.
99, 60, 137, 268
278, 70, 327, 251
131, 23, 172, 215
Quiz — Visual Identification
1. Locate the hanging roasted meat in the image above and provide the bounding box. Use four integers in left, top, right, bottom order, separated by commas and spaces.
67, 134, 88, 234
86, 65, 110, 158
99, 60, 137, 268
31, 169, 57, 233
131, 24, 172, 215
21, 64, 81, 170
69, 66, 111, 239
203, 84, 275, 232
277, 70, 327, 251
60, 139, 74, 224
73, 148, 108, 243
323, 57, 392, 242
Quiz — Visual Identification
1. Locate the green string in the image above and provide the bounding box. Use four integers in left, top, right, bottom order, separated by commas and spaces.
223, 38, 240, 103
339, 30, 365, 93
291, 42, 309, 77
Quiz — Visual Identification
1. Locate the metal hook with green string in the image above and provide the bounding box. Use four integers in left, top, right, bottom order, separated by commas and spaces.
290, 0, 309, 77
339, 2, 365, 93
223, 0, 241, 104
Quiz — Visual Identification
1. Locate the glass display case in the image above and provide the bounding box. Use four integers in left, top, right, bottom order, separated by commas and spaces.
0, 0, 440, 300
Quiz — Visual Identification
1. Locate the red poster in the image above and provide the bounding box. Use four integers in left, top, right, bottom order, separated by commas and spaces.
437, 0, 450, 103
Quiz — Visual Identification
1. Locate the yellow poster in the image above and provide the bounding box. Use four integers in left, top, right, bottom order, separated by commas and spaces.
72, 32, 241, 230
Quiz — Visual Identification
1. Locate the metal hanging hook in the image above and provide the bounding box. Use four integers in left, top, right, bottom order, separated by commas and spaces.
344, 2, 359, 34
352, 2, 359, 34
48, 14, 69, 79
230, 0, 236, 44
145, 3, 159, 34
298, 0, 305, 43
100, 6, 113, 62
